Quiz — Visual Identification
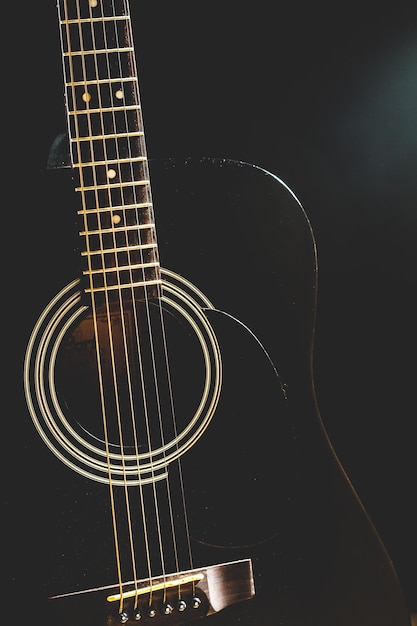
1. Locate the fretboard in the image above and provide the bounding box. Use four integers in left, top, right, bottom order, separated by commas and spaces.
57, 0, 161, 300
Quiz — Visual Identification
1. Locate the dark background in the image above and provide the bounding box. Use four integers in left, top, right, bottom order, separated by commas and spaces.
4, 0, 416, 616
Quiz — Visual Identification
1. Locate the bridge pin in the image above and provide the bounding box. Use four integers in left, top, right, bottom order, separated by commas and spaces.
119, 612, 129, 624
192, 597, 202, 609
163, 603, 174, 614
178, 600, 187, 612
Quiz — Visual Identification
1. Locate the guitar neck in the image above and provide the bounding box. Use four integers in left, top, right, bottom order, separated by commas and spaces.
57, 0, 161, 300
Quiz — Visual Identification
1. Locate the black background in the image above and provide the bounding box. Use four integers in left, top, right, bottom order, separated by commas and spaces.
4, 0, 416, 616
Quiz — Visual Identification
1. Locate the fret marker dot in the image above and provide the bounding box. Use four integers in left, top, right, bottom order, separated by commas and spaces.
112, 214, 122, 225
115, 90, 124, 100
107, 169, 117, 179
89, 0, 98, 7
82, 92, 92, 103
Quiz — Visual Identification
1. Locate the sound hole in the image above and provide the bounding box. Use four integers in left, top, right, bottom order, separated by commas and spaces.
54, 299, 207, 456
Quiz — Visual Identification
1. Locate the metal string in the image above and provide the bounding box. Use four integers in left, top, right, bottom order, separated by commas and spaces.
60, 0, 128, 611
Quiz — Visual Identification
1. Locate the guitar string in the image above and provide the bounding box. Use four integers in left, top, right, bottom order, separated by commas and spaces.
119, 0, 198, 601
157, 308, 197, 599
63, 0, 127, 610
59, 0, 125, 601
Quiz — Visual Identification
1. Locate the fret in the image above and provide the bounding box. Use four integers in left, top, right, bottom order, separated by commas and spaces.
74, 156, 147, 169
60, 16, 129, 25
64, 48, 134, 57
82, 243, 158, 257
85, 279, 161, 295
76, 180, 149, 192
79, 224, 153, 237
72, 131, 144, 142
69, 105, 141, 116
67, 77, 137, 87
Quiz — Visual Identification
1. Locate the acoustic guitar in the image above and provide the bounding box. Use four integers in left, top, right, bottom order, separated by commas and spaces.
17, 0, 411, 624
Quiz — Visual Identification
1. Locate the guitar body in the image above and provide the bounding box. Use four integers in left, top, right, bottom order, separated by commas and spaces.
9, 157, 410, 625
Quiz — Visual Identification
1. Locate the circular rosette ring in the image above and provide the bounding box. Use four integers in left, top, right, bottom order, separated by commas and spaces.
24, 268, 222, 485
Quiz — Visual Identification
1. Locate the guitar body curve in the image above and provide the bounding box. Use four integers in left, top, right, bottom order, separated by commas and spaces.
16, 157, 410, 626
